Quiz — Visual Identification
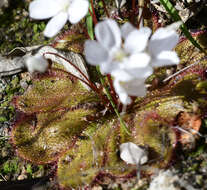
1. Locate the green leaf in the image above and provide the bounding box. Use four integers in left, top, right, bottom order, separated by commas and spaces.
26, 164, 33, 175
12, 108, 98, 164
14, 68, 98, 114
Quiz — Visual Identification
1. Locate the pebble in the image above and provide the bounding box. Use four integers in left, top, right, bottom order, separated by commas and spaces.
148, 170, 198, 190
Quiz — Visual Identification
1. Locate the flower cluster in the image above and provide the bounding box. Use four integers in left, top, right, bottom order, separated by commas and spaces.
84, 19, 180, 104
28, 0, 180, 105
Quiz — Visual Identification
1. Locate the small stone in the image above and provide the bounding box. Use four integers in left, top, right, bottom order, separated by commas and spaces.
148, 170, 198, 190
17, 174, 27, 180
148, 170, 180, 190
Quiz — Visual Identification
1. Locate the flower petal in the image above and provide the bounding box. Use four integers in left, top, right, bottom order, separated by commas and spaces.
120, 78, 147, 96
121, 22, 136, 39
112, 69, 134, 81
128, 66, 153, 79
127, 53, 150, 68
114, 77, 148, 104
100, 61, 120, 74
95, 19, 121, 51
111, 53, 153, 81
84, 40, 109, 66
68, 0, 89, 24
120, 142, 148, 165
151, 51, 180, 67
112, 66, 152, 81
149, 27, 179, 56
113, 79, 132, 105
124, 27, 151, 54
166, 21, 182, 31
43, 12, 68, 38
29, 0, 62, 19
119, 93, 132, 105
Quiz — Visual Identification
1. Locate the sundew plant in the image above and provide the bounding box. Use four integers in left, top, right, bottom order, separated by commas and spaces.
6, 0, 207, 189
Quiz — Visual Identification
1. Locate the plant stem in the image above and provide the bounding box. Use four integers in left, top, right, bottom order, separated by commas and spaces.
132, 0, 136, 14
96, 67, 130, 135
130, 0, 136, 24
89, 9, 97, 27
107, 74, 118, 104
90, 0, 98, 25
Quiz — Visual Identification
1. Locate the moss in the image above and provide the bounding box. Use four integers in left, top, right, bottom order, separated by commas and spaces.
2, 158, 19, 174
26, 164, 33, 176
0, 76, 22, 123
0, 0, 49, 54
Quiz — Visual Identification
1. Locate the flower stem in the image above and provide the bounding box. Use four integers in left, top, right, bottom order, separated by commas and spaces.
90, 0, 98, 25
96, 67, 131, 135
89, 9, 97, 26
107, 74, 118, 104
137, 7, 143, 28
132, 0, 136, 15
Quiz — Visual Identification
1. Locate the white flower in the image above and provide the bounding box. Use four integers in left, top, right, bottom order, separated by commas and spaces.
25, 55, 48, 73
84, 19, 153, 104
148, 22, 181, 68
113, 78, 147, 104
112, 60, 153, 104
120, 142, 148, 165
121, 21, 181, 68
85, 19, 152, 74
29, 0, 89, 38
84, 19, 180, 105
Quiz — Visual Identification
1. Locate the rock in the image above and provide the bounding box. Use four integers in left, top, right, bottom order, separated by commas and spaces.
148, 170, 199, 190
